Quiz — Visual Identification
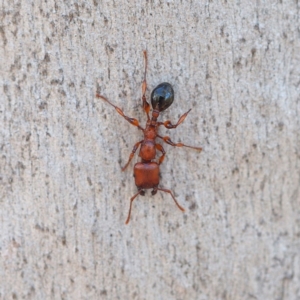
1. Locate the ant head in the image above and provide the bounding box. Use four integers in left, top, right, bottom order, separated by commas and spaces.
151, 82, 174, 112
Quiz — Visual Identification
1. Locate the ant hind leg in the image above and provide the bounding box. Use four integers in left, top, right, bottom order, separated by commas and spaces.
125, 189, 144, 224
156, 187, 185, 212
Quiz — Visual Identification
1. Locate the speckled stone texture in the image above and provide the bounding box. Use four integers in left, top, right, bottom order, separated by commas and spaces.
1, 1, 299, 299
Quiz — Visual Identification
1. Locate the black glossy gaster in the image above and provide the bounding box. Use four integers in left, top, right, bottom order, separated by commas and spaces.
151, 82, 174, 112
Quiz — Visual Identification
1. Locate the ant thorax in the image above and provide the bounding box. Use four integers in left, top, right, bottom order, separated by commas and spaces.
144, 123, 157, 140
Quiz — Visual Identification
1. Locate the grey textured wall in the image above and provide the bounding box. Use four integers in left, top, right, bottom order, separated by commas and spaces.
1, 1, 300, 299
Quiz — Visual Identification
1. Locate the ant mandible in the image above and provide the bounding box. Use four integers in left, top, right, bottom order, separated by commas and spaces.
96, 51, 202, 224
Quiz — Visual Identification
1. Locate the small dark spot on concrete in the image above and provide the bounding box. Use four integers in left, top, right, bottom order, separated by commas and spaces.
226, 122, 231, 127
106, 44, 114, 54
87, 177, 92, 186
17, 161, 25, 169
251, 48, 256, 58
3, 84, 8, 94
0, 26, 7, 46
100, 290, 107, 296
12, 293, 17, 300
12, 12, 21, 25
234, 59, 242, 69
80, 79, 86, 87
51, 79, 60, 85
260, 176, 266, 190
38, 101, 47, 110
278, 121, 284, 131
189, 202, 197, 211
58, 89, 66, 97
68, 12, 74, 22
44, 53, 50, 62
192, 283, 199, 292
35, 223, 45, 232
252, 143, 257, 148
220, 25, 224, 37
232, 167, 239, 174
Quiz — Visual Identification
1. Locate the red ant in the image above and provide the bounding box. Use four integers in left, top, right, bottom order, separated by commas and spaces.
96, 51, 202, 224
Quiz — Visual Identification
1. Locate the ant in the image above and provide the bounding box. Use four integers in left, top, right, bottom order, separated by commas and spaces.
96, 51, 202, 224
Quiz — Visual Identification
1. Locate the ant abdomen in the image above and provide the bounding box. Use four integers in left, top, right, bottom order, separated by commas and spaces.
151, 82, 174, 111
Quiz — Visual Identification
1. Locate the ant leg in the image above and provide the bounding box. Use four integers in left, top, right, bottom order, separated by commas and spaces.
142, 50, 150, 120
122, 140, 143, 171
158, 109, 192, 129
155, 143, 166, 165
125, 189, 144, 224
96, 94, 144, 131
158, 135, 202, 151
153, 187, 185, 212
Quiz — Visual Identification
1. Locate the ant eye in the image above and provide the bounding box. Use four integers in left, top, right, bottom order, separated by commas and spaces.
151, 82, 174, 111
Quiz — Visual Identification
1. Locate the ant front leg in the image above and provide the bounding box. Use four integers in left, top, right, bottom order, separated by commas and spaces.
158, 109, 192, 129
122, 140, 143, 171
141, 50, 150, 120
158, 135, 202, 151
96, 94, 144, 131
